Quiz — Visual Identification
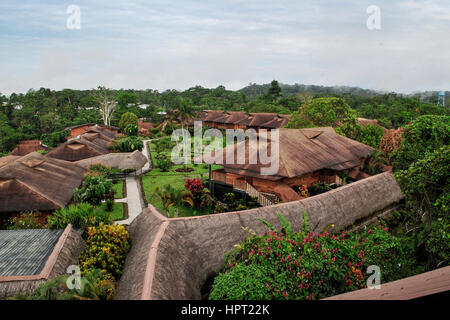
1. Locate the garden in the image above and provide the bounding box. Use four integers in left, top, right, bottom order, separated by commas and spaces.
206, 114, 449, 300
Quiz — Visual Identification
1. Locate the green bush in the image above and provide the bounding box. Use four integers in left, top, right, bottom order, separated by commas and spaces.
307, 182, 332, 196
391, 115, 450, 171
155, 153, 173, 172
10, 269, 115, 300
48, 203, 113, 229
394, 146, 449, 266
124, 123, 138, 136
209, 213, 424, 300
358, 124, 385, 148
117, 136, 143, 152
118, 112, 138, 131
7, 211, 45, 230
74, 173, 113, 206
79, 224, 130, 281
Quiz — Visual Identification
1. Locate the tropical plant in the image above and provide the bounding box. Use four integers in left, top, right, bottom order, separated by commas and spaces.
209, 212, 425, 300
74, 173, 113, 206
124, 123, 139, 136
79, 224, 130, 281
7, 211, 45, 230
117, 136, 143, 152
118, 112, 138, 131
48, 203, 113, 229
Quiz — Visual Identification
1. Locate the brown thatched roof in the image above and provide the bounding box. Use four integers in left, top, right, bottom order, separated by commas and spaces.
0, 153, 86, 213
75, 150, 147, 171
259, 114, 291, 129
0, 155, 21, 168
116, 172, 405, 300
10, 140, 47, 156
46, 133, 111, 162
223, 111, 248, 124
357, 118, 388, 133
65, 123, 119, 131
202, 110, 225, 122
200, 127, 375, 179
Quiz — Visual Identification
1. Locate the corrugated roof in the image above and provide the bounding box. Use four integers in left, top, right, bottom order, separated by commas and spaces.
0, 229, 63, 276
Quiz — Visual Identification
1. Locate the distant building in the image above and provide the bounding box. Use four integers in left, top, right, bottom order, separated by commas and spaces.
438, 91, 446, 107
10, 140, 48, 156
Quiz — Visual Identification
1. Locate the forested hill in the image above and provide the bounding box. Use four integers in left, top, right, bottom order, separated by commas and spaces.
239, 83, 381, 100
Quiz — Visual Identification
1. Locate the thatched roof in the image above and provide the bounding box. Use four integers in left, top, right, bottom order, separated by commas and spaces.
65, 123, 119, 131
75, 150, 148, 171
116, 172, 405, 300
0, 152, 86, 213
0, 155, 21, 168
200, 127, 375, 179
46, 132, 112, 162
198, 111, 291, 129
357, 117, 388, 133
10, 140, 47, 156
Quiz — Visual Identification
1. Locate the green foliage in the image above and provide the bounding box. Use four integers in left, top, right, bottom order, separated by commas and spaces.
10, 269, 116, 300
155, 153, 173, 171
87, 163, 113, 177
118, 112, 138, 130
124, 123, 139, 136
117, 136, 143, 152
391, 115, 450, 171
48, 203, 113, 229
307, 182, 332, 196
394, 146, 449, 266
210, 214, 424, 300
7, 211, 45, 230
74, 174, 113, 206
358, 124, 385, 148
79, 224, 130, 281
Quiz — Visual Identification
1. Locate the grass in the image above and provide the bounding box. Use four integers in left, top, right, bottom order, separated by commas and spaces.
112, 180, 124, 199
142, 163, 223, 217
98, 202, 124, 221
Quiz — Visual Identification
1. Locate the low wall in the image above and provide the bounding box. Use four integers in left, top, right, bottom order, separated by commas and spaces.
116, 172, 404, 300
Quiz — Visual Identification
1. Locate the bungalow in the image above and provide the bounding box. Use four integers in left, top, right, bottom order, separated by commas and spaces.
196, 110, 291, 131
45, 127, 116, 162
0, 152, 85, 214
204, 127, 375, 203
65, 123, 119, 138
10, 140, 48, 156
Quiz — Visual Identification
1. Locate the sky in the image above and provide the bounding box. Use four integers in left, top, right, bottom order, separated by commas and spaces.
0, 0, 449, 95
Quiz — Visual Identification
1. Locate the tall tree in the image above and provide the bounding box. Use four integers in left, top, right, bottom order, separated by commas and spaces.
265, 80, 282, 102
92, 86, 118, 126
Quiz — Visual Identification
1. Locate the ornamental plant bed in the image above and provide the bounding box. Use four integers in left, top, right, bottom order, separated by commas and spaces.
208, 212, 426, 300
175, 167, 195, 173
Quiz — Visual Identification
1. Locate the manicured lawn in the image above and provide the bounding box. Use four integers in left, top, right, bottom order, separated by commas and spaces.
112, 180, 124, 199
142, 164, 222, 217
98, 202, 124, 221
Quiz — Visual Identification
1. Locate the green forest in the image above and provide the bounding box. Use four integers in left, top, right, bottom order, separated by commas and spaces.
0, 81, 448, 154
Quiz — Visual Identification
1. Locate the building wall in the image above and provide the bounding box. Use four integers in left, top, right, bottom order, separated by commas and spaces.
69, 126, 90, 138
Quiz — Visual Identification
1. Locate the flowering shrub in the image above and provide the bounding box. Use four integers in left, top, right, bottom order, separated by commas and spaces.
185, 178, 204, 194
209, 212, 422, 300
7, 211, 46, 230
79, 224, 130, 281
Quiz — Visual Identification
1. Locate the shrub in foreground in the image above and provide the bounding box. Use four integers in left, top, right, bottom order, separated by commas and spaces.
209, 213, 423, 300
79, 224, 130, 281
48, 203, 113, 229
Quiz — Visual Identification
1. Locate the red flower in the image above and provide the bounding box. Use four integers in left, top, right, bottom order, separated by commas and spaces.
368, 229, 373, 234
305, 272, 311, 279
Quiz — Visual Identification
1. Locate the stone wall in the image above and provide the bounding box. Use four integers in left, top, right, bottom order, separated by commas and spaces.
116, 172, 404, 300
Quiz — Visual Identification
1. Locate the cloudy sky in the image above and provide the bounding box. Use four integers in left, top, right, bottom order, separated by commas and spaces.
0, 0, 449, 94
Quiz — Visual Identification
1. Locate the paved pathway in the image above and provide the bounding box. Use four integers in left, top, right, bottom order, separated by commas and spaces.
116, 140, 153, 225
